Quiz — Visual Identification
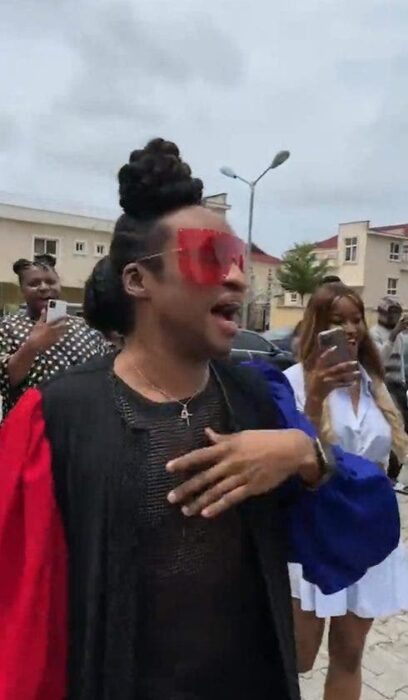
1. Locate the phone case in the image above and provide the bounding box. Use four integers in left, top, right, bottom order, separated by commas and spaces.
318, 329, 351, 365
46, 300, 67, 324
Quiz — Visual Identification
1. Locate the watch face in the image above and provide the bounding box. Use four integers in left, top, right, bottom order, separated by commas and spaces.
321, 442, 337, 473
311, 438, 336, 489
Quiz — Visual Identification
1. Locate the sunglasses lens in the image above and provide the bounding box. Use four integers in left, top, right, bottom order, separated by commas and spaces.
177, 229, 246, 285
214, 234, 246, 275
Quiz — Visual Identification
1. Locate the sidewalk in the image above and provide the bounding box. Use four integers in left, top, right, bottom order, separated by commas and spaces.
300, 496, 408, 700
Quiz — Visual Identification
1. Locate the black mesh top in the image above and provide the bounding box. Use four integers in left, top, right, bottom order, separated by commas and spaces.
113, 372, 284, 700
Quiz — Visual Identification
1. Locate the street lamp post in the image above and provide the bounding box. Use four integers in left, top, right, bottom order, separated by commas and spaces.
220, 150, 290, 328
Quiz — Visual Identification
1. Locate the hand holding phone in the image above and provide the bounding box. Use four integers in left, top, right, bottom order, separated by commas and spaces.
28, 302, 68, 353
46, 299, 68, 324
393, 315, 408, 339
318, 328, 352, 366
306, 328, 360, 401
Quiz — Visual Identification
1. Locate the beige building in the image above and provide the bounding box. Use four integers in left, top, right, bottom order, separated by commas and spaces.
0, 194, 231, 313
272, 219, 408, 329
0, 202, 113, 311
202, 193, 231, 217
248, 245, 282, 331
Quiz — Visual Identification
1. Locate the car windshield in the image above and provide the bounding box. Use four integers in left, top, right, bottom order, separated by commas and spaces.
232, 331, 273, 352
263, 327, 292, 341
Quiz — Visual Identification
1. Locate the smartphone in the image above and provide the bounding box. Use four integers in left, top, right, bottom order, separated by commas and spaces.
46, 299, 67, 324
318, 328, 352, 366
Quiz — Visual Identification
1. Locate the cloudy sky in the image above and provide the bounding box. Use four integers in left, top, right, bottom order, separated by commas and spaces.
1, 0, 408, 255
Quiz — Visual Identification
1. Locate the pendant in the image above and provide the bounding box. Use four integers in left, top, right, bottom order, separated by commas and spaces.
180, 405, 193, 426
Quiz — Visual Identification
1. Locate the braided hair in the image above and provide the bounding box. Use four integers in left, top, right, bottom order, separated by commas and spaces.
89, 138, 204, 335
13, 254, 57, 284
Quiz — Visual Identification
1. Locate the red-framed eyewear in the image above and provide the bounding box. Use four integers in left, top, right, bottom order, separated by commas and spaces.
176, 228, 246, 285
137, 228, 246, 285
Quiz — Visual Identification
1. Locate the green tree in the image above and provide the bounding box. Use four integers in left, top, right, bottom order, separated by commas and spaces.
277, 243, 329, 304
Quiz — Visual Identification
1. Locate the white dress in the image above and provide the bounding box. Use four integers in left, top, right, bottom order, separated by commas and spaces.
284, 363, 408, 619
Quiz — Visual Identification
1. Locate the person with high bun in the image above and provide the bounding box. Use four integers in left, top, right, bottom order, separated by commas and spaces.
0, 254, 108, 416
0, 139, 401, 700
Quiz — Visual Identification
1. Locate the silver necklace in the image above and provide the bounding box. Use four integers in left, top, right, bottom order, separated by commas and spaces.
133, 365, 210, 426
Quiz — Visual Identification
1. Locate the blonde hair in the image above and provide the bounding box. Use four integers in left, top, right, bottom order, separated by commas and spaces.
301, 283, 408, 464
316, 378, 408, 465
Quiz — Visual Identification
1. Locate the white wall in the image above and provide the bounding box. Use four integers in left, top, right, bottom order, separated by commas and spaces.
363, 234, 408, 309
337, 221, 369, 288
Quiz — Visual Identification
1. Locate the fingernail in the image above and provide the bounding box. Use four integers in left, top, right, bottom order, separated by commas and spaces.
167, 491, 177, 503
166, 462, 174, 472
182, 506, 193, 517
202, 508, 211, 518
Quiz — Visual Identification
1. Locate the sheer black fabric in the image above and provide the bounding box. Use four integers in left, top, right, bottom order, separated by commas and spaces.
113, 374, 281, 699
42, 356, 298, 700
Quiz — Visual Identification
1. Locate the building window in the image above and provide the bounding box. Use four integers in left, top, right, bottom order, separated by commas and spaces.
95, 243, 106, 257
389, 242, 401, 261
34, 237, 58, 259
387, 278, 398, 296
344, 237, 357, 262
289, 292, 298, 304
402, 244, 408, 263
74, 241, 87, 255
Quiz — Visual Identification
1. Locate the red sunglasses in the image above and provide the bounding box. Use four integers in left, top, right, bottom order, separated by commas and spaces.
138, 228, 246, 285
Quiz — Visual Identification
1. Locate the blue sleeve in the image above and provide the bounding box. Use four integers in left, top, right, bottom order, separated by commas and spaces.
243, 360, 400, 595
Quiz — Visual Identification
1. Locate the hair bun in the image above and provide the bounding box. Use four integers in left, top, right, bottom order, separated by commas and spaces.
12, 258, 31, 275
34, 254, 56, 268
118, 138, 203, 218
83, 256, 130, 336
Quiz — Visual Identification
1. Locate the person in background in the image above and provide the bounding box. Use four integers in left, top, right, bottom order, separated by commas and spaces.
286, 277, 340, 363
0, 140, 400, 700
321, 275, 342, 285
83, 256, 125, 349
370, 296, 408, 493
0, 255, 108, 416
285, 282, 408, 700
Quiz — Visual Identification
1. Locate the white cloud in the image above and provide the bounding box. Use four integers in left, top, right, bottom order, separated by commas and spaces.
1, 0, 408, 254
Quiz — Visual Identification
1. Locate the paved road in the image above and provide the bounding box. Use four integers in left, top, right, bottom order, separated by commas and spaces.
300, 496, 408, 700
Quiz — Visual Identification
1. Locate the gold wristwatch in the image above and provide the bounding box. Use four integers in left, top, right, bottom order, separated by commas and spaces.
308, 437, 337, 490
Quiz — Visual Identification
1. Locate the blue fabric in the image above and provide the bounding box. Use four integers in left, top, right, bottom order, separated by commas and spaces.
243, 360, 401, 595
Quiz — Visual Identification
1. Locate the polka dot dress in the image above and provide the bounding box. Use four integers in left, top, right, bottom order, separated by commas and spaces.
0, 310, 109, 416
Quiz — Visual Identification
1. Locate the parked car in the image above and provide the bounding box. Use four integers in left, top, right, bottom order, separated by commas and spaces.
19, 302, 83, 316
262, 327, 294, 352
230, 329, 294, 371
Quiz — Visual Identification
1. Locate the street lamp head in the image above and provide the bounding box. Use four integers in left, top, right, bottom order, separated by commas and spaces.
270, 150, 290, 169
220, 165, 237, 179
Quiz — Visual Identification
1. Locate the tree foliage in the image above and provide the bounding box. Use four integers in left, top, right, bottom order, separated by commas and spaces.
277, 243, 329, 302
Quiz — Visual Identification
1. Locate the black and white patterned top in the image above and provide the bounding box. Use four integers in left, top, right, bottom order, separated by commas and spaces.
0, 310, 109, 416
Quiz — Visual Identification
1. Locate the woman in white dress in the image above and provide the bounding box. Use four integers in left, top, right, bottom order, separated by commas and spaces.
285, 282, 408, 700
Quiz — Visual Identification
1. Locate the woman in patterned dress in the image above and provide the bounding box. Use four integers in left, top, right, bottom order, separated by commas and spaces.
0, 255, 108, 417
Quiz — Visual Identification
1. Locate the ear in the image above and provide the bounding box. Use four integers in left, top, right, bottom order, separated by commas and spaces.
122, 263, 151, 300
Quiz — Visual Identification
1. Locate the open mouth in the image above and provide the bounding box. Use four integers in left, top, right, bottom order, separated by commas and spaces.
210, 302, 241, 322
210, 302, 241, 337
